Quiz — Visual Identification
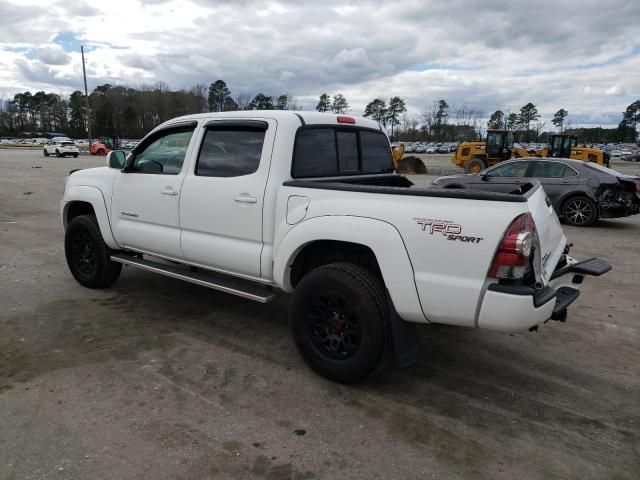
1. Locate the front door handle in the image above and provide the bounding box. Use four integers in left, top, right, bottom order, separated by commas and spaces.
161, 187, 178, 196
234, 195, 257, 204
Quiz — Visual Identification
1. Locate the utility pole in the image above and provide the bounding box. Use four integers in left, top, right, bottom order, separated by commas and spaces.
81, 46, 92, 149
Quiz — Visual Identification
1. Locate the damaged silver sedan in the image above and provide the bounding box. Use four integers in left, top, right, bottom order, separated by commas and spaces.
432, 158, 640, 226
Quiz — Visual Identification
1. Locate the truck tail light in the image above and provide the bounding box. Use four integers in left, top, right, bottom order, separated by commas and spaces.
489, 213, 535, 279
337, 116, 355, 124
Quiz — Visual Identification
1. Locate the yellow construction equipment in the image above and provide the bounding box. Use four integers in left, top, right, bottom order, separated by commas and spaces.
451, 130, 532, 173
452, 130, 609, 173
538, 134, 610, 166
392, 144, 428, 174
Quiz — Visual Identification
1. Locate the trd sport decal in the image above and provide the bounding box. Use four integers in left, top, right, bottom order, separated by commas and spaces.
413, 218, 484, 244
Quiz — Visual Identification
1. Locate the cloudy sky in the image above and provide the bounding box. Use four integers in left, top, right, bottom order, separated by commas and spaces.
0, 0, 638, 127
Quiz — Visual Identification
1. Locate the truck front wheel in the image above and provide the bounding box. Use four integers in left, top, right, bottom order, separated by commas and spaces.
290, 263, 391, 384
65, 214, 122, 288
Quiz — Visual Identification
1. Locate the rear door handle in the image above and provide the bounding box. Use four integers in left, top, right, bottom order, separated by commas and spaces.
161, 187, 178, 196
234, 195, 257, 204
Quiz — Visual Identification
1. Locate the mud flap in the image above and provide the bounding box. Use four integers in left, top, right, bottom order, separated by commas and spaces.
387, 296, 419, 368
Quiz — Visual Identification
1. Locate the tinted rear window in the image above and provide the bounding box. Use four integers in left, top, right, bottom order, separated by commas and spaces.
360, 131, 393, 172
293, 127, 393, 178
292, 129, 337, 178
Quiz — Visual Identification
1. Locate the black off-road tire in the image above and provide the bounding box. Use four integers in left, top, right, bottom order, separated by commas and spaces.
73, 153, 79, 158
43, 149, 49, 157
562, 196, 598, 227
465, 157, 487, 174
65, 214, 122, 288
290, 262, 391, 384
55, 149, 61, 158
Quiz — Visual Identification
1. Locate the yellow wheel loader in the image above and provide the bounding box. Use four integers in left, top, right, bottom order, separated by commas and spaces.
538, 134, 610, 167
451, 130, 531, 173
452, 131, 609, 173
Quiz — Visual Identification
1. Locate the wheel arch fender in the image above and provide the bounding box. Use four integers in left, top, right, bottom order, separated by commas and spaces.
273, 215, 426, 323
62, 185, 120, 249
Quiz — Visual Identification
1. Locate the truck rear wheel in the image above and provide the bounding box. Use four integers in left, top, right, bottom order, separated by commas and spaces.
290, 263, 391, 384
465, 157, 486, 174
65, 214, 122, 288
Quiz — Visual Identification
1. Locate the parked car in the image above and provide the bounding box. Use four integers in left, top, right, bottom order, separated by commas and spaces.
432, 158, 640, 226
425, 146, 437, 154
44, 139, 79, 158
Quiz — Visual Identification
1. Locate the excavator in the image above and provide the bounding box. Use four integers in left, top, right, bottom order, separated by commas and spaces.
451, 130, 609, 173
391, 144, 428, 174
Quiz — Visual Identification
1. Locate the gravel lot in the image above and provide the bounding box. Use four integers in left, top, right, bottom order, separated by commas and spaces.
1, 149, 639, 479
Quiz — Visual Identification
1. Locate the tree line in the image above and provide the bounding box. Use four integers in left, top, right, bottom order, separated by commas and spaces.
0, 79, 301, 138
0, 78, 638, 144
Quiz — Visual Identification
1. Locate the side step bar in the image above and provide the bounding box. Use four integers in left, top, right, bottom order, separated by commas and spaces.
110, 253, 275, 303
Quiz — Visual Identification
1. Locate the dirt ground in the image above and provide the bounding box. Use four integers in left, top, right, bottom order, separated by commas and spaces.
1, 149, 638, 480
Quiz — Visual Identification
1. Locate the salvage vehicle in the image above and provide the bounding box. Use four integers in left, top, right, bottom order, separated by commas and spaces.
433, 158, 640, 226
60, 112, 610, 383
43, 139, 79, 158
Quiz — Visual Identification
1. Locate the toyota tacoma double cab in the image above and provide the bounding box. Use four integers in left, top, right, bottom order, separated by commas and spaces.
61, 111, 610, 383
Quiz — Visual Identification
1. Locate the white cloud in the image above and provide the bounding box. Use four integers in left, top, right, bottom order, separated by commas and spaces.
0, 0, 638, 127
37, 45, 72, 65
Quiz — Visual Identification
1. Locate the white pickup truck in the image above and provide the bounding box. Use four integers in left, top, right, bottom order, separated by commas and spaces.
61, 111, 610, 383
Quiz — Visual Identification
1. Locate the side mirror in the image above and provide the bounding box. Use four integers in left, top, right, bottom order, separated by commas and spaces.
480, 174, 489, 180
106, 150, 127, 169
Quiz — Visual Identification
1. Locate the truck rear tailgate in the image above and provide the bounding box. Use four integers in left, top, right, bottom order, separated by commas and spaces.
526, 186, 566, 284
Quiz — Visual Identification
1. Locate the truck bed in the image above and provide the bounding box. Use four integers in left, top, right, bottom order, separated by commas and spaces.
283, 174, 536, 203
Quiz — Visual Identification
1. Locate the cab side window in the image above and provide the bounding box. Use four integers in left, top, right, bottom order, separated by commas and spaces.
196, 126, 266, 177
131, 128, 194, 175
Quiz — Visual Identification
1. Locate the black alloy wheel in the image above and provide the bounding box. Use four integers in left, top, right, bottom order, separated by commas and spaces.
69, 228, 97, 276
290, 262, 391, 384
65, 214, 122, 288
307, 291, 363, 361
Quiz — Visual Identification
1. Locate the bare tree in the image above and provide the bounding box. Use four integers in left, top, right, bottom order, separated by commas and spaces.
234, 94, 252, 111
421, 101, 439, 139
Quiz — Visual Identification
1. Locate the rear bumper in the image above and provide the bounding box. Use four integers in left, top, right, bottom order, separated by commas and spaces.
477, 257, 611, 333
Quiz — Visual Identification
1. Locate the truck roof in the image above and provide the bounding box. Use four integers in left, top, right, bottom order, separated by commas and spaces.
157, 110, 382, 131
